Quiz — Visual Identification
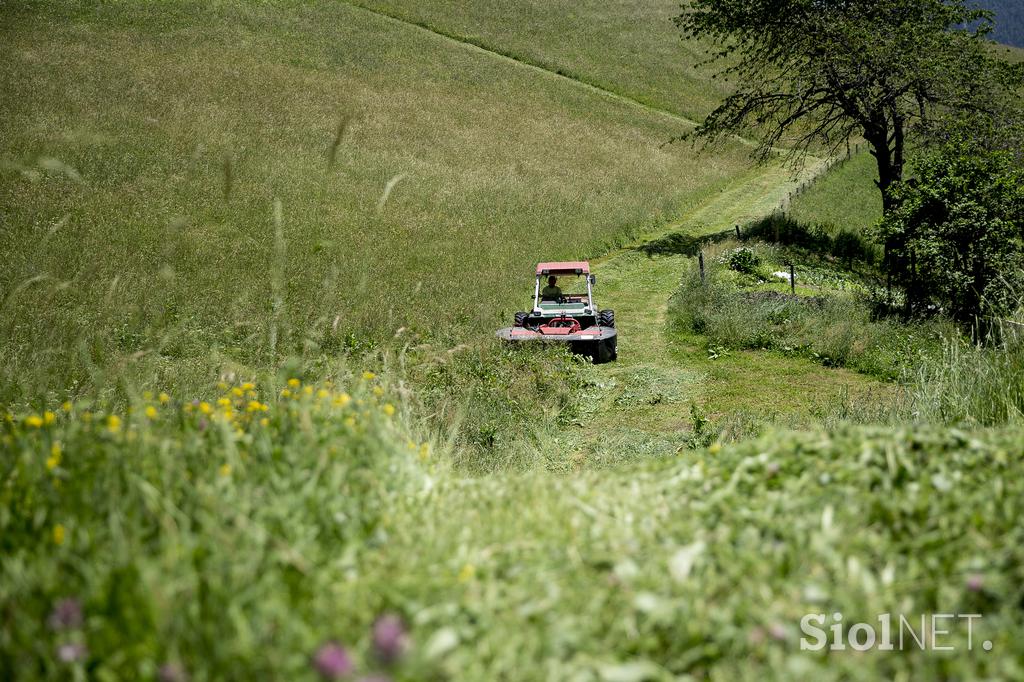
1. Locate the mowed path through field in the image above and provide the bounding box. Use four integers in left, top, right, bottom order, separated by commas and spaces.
552, 159, 890, 468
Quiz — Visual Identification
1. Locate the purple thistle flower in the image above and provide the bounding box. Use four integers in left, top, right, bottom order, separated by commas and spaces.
158, 662, 189, 682
313, 641, 354, 680
966, 573, 984, 592
48, 598, 83, 631
57, 642, 87, 664
372, 614, 408, 665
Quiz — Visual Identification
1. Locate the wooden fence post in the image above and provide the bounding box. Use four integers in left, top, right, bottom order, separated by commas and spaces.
735, 224, 741, 239
790, 263, 796, 295
699, 252, 706, 285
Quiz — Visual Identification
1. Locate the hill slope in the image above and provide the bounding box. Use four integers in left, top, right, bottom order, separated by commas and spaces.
0, 0, 757, 402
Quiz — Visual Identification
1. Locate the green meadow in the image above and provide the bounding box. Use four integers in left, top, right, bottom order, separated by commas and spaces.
4, 1, 1024, 680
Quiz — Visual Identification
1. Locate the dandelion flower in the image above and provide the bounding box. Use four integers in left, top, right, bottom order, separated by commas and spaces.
217, 397, 231, 408
43, 410, 56, 425
231, 387, 244, 397
280, 389, 292, 398
158, 392, 171, 405
259, 417, 269, 427
198, 402, 212, 415
145, 405, 158, 420
382, 403, 395, 417
303, 385, 314, 396
419, 443, 430, 461
25, 415, 44, 428
708, 442, 722, 455
241, 382, 255, 391
47, 442, 62, 471
106, 415, 122, 434
333, 393, 351, 407
53, 524, 66, 545
287, 378, 301, 388
61, 401, 73, 412
143, 391, 154, 401
219, 463, 232, 477
373, 386, 385, 397
362, 371, 376, 380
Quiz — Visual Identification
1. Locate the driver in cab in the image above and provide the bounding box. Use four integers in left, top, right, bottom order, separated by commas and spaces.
541, 275, 562, 301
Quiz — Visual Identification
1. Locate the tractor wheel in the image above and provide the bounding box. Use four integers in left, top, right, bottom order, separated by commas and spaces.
594, 337, 617, 364
514, 311, 528, 327
599, 309, 615, 328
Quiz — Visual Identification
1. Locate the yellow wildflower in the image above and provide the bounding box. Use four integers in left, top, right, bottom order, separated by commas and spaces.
317, 388, 329, 399
382, 403, 396, 417
344, 416, 356, 428
53, 524, 65, 545
259, 417, 269, 427
333, 393, 351, 408
217, 397, 231, 408
708, 442, 722, 455
106, 414, 122, 434
231, 387, 244, 397
158, 392, 170, 405
419, 442, 430, 461
241, 382, 255, 391
247, 400, 265, 413
81, 411, 92, 423
458, 563, 475, 583
219, 463, 232, 477
362, 371, 376, 381
280, 389, 292, 398
198, 401, 212, 415
143, 391, 154, 401
287, 378, 301, 388
43, 411, 56, 425
302, 385, 314, 396
46, 442, 62, 471
144, 405, 158, 420
218, 381, 229, 391
25, 415, 43, 428
61, 401, 73, 412
373, 386, 385, 397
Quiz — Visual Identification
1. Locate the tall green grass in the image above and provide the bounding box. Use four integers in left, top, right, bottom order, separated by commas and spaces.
6, 394, 1024, 679
912, 310, 1024, 425
671, 240, 952, 381
0, 0, 757, 404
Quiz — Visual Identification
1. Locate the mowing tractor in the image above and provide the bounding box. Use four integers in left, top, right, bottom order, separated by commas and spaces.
496, 261, 617, 363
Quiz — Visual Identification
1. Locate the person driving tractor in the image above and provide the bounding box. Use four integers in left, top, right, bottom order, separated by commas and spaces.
541, 275, 562, 301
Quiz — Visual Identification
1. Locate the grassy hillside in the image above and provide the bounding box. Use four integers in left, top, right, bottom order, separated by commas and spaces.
0, 0, 755, 403
788, 152, 883, 234
351, 0, 731, 121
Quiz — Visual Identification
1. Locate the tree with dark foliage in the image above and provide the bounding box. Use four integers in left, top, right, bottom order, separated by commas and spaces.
877, 125, 1024, 326
676, 0, 1023, 215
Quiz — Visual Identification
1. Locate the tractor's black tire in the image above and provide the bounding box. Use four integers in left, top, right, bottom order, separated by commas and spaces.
514, 311, 529, 327
599, 309, 615, 328
594, 337, 617, 364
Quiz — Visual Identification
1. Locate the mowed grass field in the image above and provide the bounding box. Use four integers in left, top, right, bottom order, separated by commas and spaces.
0, 0, 757, 403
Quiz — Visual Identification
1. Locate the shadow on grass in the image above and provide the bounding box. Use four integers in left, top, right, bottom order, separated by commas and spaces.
636, 228, 736, 257
742, 214, 879, 266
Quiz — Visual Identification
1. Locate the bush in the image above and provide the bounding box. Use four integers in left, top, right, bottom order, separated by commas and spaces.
672, 246, 951, 380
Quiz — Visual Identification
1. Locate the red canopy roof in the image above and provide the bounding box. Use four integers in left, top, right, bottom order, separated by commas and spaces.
536, 261, 590, 276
